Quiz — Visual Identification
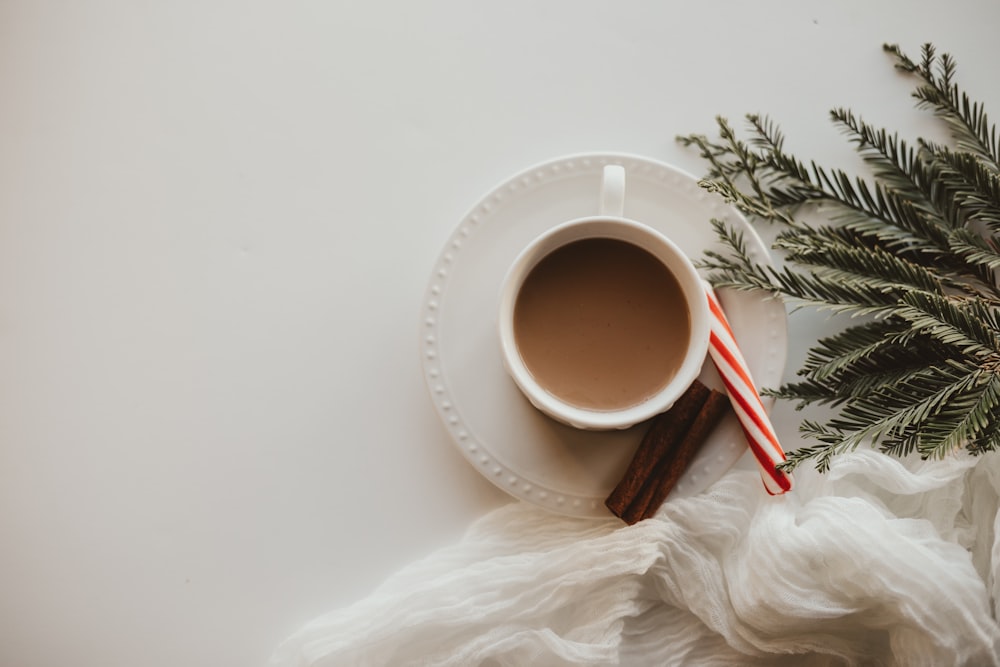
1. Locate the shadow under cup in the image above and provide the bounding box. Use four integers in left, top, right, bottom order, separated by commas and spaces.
498, 217, 710, 431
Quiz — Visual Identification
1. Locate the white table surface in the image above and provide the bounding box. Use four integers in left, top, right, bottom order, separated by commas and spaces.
2, 2, 998, 665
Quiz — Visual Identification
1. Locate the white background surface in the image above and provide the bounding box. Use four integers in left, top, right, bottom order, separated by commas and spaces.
2, 2, 999, 666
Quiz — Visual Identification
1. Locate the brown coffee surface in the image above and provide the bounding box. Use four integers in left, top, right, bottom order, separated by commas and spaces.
513, 237, 692, 411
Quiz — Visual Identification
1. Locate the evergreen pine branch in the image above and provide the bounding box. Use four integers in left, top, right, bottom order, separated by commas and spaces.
676, 133, 750, 183
777, 421, 849, 473
893, 290, 1000, 356
823, 362, 981, 452
794, 320, 929, 381
916, 371, 1000, 458
682, 42, 1000, 472
699, 220, 922, 316
745, 113, 786, 153
885, 43, 1000, 169
728, 115, 958, 257
925, 146, 1000, 231
792, 211, 945, 258
771, 227, 946, 295
947, 227, 1000, 266
770, 365, 929, 409
830, 107, 927, 200
770, 320, 959, 412
680, 120, 800, 225
697, 219, 784, 294
877, 427, 922, 459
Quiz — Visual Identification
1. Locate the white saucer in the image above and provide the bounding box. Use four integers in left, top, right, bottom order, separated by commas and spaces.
421, 153, 787, 517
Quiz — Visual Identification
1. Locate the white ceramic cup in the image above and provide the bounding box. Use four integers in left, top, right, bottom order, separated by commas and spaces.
498, 164, 710, 430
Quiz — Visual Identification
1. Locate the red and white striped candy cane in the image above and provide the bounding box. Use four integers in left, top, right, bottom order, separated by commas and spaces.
704, 283, 793, 495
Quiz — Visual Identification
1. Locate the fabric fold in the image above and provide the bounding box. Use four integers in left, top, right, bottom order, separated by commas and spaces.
272, 448, 1000, 667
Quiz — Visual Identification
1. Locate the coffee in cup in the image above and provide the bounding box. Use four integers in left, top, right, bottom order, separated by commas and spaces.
497, 165, 710, 430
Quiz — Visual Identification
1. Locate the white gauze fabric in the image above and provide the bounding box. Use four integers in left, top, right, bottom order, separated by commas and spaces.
272, 448, 1000, 666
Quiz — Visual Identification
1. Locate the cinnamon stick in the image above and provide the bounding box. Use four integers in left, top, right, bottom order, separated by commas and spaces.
636, 388, 730, 521
604, 380, 710, 518
604, 380, 731, 525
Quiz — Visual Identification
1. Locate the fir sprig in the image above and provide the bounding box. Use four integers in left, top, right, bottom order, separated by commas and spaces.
681, 43, 1000, 471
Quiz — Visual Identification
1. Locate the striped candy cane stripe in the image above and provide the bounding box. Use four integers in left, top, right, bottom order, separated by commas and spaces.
705, 285, 793, 495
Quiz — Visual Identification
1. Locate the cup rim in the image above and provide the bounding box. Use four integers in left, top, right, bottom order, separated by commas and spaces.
498, 216, 711, 430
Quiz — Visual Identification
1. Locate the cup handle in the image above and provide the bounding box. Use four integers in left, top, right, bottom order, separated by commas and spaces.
600, 165, 625, 217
